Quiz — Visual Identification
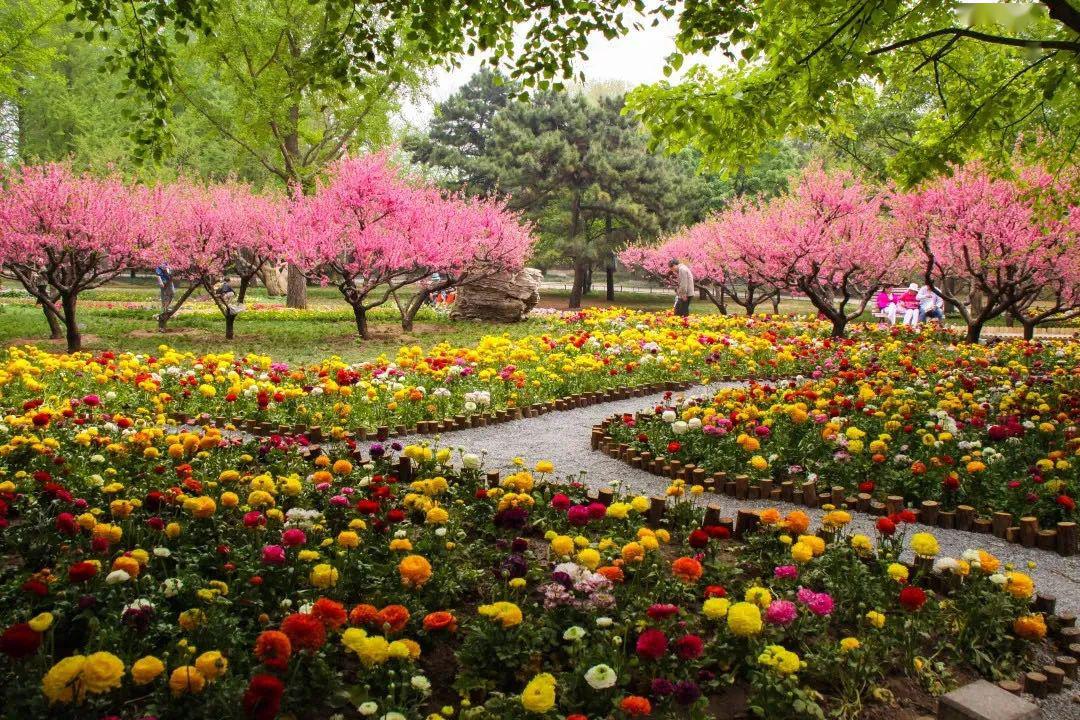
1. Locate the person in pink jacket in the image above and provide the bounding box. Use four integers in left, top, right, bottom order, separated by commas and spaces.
899, 283, 920, 327
875, 289, 898, 325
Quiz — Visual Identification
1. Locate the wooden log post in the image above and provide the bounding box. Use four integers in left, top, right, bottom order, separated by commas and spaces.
1042, 665, 1065, 693
830, 486, 845, 507
1019, 516, 1039, 548
485, 471, 501, 489
972, 517, 992, 534
1023, 671, 1046, 697
1055, 655, 1077, 679
734, 474, 750, 500
801, 480, 818, 507
937, 510, 955, 529
646, 497, 666, 526
885, 496, 904, 516
856, 493, 871, 512
919, 500, 939, 527
1036, 529, 1057, 552
1057, 522, 1076, 556
397, 456, 412, 484
991, 512, 1012, 538
780, 481, 794, 502
597, 488, 614, 506
734, 509, 761, 539
954, 505, 975, 532
703, 504, 722, 527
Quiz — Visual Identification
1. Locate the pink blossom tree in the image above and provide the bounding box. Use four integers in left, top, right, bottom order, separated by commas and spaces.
892, 162, 1074, 343
738, 168, 900, 337
397, 193, 534, 331
155, 179, 285, 339
0, 164, 149, 352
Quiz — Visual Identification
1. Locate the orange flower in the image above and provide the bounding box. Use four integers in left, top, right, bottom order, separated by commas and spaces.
759, 508, 781, 525
619, 695, 652, 716
254, 630, 292, 670
111, 555, 141, 578
783, 510, 810, 535
332, 459, 353, 475
671, 557, 703, 583
349, 604, 378, 626
422, 611, 457, 632
597, 565, 625, 583
374, 604, 410, 634
311, 598, 347, 630
398, 554, 432, 588
1013, 614, 1046, 640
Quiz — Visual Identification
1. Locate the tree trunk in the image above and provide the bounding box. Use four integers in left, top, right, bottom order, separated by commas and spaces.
225, 312, 236, 340
402, 288, 431, 331
831, 316, 848, 338
260, 265, 287, 297
286, 265, 307, 309
351, 302, 369, 339
568, 256, 589, 309
1022, 321, 1035, 341
605, 266, 615, 301
583, 262, 593, 295
42, 302, 62, 339
965, 320, 984, 344
771, 292, 781, 314
61, 292, 80, 353
238, 275, 252, 304
1004, 313, 1014, 328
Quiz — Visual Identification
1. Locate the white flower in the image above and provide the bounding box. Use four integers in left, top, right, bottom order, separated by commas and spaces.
378, 713, 406, 720
434, 527, 447, 537
394, 529, 408, 539
563, 626, 586, 641
661, 410, 677, 423
688, 417, 702, 429
90, 454, 106, 464
989, 573, 1007, 586
280, 599, 293, 609
105, 391, 117, 400
153, 547, 171, 558
464, 401, 477, 412
671, 421, 688, 435
933, 557, 959, 574
410, 675, 431, 692
105, 569, 130, 584
961, 549, 979, 563
595, 616, 613, 628
584, 663, 617, 689
162, 578, 183, 597
357, 702, 378, 716
462, 453, 481, 470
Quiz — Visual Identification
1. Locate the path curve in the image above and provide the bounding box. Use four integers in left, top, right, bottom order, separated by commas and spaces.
402, 383, 1080, 615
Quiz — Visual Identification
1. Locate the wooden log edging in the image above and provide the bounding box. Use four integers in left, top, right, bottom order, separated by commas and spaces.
592, 413, 1079, 558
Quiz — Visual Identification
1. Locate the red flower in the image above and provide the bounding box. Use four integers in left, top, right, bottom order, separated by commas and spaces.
1058, 495, 1076, 512
899, 586, 927, 612
667, 441, 681, 454
619, 696, 652, 716
704, 525, 731, 540
704, 584, 727, 598
21, 579, 47, 597
688, 529, 710, 548
674, 633, 704, 660
243, 674, 285, 720
858, 481, 874, 493
311, 598, 348, 630
875, 517, 896, 536
550, 493, 571, 510
280, 612, 326, 652
31, 412, 51, 427
646, 603, 679, 620
68, 561, 98, 583
374, 604, 410, 634
349, 604, 378, 627
254, 631, 292, 670
0, 623, 41, 658
55, 512, 78, 535
635, 628, 668, 660
897, 509, 917, 524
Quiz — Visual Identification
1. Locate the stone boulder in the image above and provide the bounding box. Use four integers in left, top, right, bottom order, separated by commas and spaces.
451, 268, 543, 322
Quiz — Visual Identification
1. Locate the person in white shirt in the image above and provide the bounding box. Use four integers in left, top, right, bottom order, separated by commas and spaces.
669, 258, 695, 317
918, 285, 945, 324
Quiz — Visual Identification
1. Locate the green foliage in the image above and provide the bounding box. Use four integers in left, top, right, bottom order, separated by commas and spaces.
627, 1, 1080, 184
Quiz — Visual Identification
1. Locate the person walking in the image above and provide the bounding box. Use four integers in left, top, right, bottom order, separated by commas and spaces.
669, 258, 694, 317
154, 263, 175, 316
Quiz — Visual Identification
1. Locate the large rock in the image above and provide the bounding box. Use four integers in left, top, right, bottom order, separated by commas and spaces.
451, 268, 542, 322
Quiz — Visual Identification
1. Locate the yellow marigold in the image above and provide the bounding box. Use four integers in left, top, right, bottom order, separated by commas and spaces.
1013, 614, 1046, 640
399, 554, 432, 588
389, 538, 413, 552
840, 637, 861, 652
866, 611, 886, 629
1004, 571, 1034, 599
131, 656, 165, 685
744, 586, 772, 608
534, 460, 554, 474
630, 496, 651, 513
727, 602, 763, 637
577, 548, 601, 570
550, 535, 575, 557
195, 651, 227, 681
81, 651, 125, 694
169, 666, 206, 696
797, 535, 825, 556
759, 508, 781, 525
703, 597, 730, 620
42, 655, 86, 704
521, 672, 556, 713
336, 530, 360, 548
887, 563, 909, 582
178, 608, 206, 631
309, 563, 339, 589
757, 644, 800, 674
478, 601, 523, 628
976, 550, 1000, 573
966, 461, 986, 473
621, 541, 645, 563
791, 541, 814, 564
850, 534, 873, 553
425, 506, 449, 525
28, 612, 54, 632
342, 628, 391, 667
823, 510, 852, 528
910, 532, 939, 558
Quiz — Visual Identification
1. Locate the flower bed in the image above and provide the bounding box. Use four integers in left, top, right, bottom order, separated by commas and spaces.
596, 339, 1080, 552
0, 395, 1072, 719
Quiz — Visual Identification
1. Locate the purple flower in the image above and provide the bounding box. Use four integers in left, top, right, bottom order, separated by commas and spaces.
673, 680, 701, 705
501, 553, 528, 579
764, 599, 797, 626
368, 443, 385, 458
650, 678, 675, 697
391, 442, 402, 451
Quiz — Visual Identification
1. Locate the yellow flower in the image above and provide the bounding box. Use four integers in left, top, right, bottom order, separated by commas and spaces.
521, 672, 556, 713
337, 530, 360, 548
840, 637, 861, 652
577, 548, 601, 570
727, 602, 763, 637
703, 597, 730, 620
744, 586, 772, 609
865, 611, 886, 629
195, 650, 227, 681
425, 506, 449, 525
28, 612, 54, 632
850, 534, 872, 553
309, 563, 339, 588
342, 628, 391, 666
757, 644, 800, 674
797, 535, 825, 556
131, 656, 165, 685
1004, 571, 1034, 599
887, 563, 909, 582
42, 655, 86, 704
551, 535, 575, 557
910, 532, 939, 557
478, 601, 523, 628
534, 460, 554, 474
169, 666, 206, 696
82, 651, 125, 694
791, 542, 813, 564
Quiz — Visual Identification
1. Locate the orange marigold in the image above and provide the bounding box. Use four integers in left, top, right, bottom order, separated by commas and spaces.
254, 631, 292, 671
398, 554, 432, 588
619, 695, 653, 716
783, 511, 811, 535
422, 611, 458, 632
374, 604, 410, 634
349, 604, 379, 627
311, 598, 347, 630
671, 557, 703, 583
597, 565, 625, 583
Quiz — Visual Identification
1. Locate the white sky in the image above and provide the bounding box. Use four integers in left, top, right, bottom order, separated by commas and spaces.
397, 13, 729, 129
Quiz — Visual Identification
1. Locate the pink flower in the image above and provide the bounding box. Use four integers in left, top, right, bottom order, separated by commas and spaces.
764, 599, 797, 626
796, 587, 834, 616
82, 394, 101, 406
567, 505, 591, 526
551, 493, 571, 510
635, 628, 668, 661
281, 528, 306, 547
773, 565, 798, 580
261, 545, 286, 565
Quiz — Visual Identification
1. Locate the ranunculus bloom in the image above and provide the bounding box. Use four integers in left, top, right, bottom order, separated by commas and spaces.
243, 674, 285, 720
899, 586, 927, 612
0, 623, 41, 658
281, 528, 306, 547
764, 599, 798, 626
674, 633, 704, 659
635, 628, 668, 660
261, 545, 286, 565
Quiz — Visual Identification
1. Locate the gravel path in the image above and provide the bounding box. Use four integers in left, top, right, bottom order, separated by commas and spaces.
401, 383, 1080, 617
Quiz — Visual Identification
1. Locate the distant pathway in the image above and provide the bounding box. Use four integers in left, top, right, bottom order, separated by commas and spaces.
400, 383, 1080, 615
